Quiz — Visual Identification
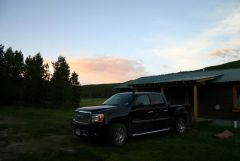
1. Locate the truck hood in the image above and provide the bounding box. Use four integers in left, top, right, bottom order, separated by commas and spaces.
75, 105, 118, 113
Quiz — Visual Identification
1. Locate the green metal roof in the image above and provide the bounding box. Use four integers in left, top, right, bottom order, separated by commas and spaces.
114, 80, 134, 89
115, 69, 240, 89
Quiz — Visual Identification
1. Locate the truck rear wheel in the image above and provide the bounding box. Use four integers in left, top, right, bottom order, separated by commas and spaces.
108, 123, 127, 146
175, 118, 186, 134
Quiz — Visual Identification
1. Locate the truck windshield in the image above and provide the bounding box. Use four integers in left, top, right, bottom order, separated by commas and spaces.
103, 93, 133, 107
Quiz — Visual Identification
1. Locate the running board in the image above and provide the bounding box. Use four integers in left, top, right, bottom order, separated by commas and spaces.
131, 128, 170, 137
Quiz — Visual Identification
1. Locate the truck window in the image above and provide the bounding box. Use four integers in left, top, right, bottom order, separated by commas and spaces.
149, 94, 165, 106
103, 93, 133, 106
134, 95, 150, 107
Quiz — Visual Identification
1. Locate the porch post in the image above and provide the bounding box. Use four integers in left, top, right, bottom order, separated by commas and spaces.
193, 85, 198, 120
185, 88, 190, 104
161, 87, 164, 94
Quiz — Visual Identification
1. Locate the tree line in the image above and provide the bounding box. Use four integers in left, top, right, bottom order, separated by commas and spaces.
81, 83, 119, 98
0, 45, 80, 107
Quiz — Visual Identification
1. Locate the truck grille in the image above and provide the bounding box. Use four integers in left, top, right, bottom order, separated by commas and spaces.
74, 111, 91, 124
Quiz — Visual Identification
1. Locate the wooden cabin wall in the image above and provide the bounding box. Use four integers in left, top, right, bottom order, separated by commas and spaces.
198, 84, 239, 119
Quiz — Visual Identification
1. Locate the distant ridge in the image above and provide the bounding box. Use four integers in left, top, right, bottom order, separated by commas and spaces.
204, 59, 240, 71
81, 83, 119, 98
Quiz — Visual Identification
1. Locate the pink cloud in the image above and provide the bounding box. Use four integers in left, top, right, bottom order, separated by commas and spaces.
68, 56, 147, 84
209, 48, 240, 59
209, 48, 231, 57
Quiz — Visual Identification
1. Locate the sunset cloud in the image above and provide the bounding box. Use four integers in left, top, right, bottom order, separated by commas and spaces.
209, 48, 240, 59
68, 56, 147, 84
209, 48, 231, 57
151, 7, 240, 72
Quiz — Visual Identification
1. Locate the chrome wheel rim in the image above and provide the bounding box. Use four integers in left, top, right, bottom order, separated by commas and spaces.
115, 127, 125, 144
178, 119, 185, 133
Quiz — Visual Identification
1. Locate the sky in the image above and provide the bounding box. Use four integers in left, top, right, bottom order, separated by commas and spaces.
1, 0, 240, 84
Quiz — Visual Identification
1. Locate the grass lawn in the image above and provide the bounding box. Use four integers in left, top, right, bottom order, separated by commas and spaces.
0, 98, 240, 161
80, 98, 106, 107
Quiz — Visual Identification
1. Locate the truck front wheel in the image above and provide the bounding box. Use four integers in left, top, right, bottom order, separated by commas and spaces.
108, 123, 127, 146
175, 118, 186, 134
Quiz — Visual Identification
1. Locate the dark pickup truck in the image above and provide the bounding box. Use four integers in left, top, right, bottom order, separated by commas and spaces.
72, 92, 191, 146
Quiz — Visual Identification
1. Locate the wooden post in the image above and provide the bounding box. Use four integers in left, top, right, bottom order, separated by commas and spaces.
185, 89, 189, 104
161, 87, 164, 94
232, 85, 240, 112
193, 85, 198, 120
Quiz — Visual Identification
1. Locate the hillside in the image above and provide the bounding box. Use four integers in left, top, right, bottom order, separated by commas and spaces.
81, 83, 120, 98
204, 60, 240, 71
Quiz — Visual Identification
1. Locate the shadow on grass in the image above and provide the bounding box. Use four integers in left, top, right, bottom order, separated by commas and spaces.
72, 130, 175, 147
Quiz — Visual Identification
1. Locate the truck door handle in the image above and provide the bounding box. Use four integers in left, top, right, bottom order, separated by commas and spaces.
147, 110, 154, 114
163, 110, 168, 112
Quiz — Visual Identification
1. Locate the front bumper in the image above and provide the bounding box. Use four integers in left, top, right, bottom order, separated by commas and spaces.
71, 119, 108, 137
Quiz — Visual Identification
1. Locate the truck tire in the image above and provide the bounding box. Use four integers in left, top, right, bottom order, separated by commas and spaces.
108, 123, 127, 146
175, 118, 186, 134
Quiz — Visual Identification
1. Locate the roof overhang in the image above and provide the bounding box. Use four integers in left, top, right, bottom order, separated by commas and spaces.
128, 74, 223, 88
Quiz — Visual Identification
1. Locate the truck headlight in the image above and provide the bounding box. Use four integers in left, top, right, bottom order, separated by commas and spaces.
91, 114, 104, 123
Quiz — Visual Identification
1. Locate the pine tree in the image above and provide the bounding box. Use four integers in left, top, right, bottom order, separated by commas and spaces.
50, 56, 71, 106
70, 72, 81, 106
0, 45, 5, 104
24, 53, 47, 104
70, 72, 80, 86
1, 47, 24, 104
